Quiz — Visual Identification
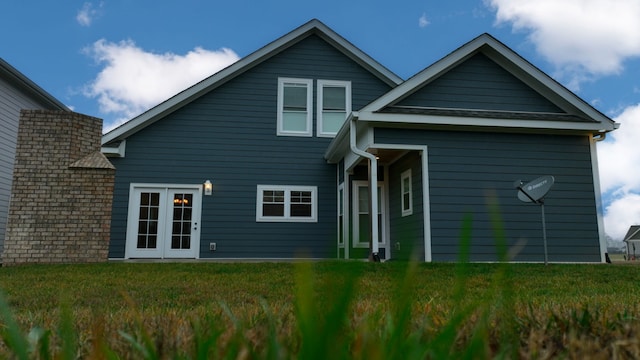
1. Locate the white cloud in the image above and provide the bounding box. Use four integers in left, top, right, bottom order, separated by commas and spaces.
76, 2, 102, 27
419, 13, 430, 28
602, 194, 640, 241
487, 0, 640, 88
598, 103, 640, 240
83, 39, 239, 132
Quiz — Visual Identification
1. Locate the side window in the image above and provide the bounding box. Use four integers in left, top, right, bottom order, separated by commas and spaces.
317, 80, 351, 137
256, 185, 317, 222
401, 169, 413, 217
277, 78, 313, 136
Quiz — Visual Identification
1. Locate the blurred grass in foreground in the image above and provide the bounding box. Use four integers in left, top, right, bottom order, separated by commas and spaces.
0, 259, 639, 358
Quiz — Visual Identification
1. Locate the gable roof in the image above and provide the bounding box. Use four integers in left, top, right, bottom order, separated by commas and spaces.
0, 58, 69, 111
102, 19, 402, 145
624, 225, 640, 242
356, 33, 618, 134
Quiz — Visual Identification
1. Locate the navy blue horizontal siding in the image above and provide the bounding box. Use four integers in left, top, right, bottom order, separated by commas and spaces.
388, 151, 424, 260
396, 53, 563, 113
108, 34, 393, 259
374, 127, 600, 262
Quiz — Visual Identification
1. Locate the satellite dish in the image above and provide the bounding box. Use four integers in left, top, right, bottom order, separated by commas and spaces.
514, 175, 555, 265
516, 175, 554, 203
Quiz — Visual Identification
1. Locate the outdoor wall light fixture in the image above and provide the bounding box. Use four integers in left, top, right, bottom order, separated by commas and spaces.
203, 180, 213, 196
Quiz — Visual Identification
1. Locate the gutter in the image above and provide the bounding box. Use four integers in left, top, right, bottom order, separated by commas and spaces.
349, 113, 380, 261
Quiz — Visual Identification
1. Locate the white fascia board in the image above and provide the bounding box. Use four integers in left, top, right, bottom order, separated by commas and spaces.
101, 139, 126, 158
102, 20, 401, 145
357, 111, 611, 133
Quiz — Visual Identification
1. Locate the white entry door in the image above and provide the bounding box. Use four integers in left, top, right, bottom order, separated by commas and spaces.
126, 185, 202, 259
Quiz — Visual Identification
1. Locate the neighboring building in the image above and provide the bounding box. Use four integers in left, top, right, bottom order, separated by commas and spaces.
0, 58, 69, 257
623, 225, 640, 260
102, 20, 618, 263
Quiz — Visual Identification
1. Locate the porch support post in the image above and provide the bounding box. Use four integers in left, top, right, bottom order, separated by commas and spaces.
368, 157, 379, 260
348, 114, 380, 261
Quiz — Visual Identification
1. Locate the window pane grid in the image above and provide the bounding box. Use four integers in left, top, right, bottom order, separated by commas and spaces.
171, 193, 193, 250
257, 186, 316, 221
137, 192, 160, 249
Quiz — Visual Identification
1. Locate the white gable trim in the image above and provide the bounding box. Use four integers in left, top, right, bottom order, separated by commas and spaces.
101, 19, 401, 145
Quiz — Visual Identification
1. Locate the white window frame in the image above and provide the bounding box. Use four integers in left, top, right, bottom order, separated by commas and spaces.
352, 181, 386, 248
401, 169, 413, 217
256, 185, 317, 222
277, 78, 313, 137
317, 80, 351, 137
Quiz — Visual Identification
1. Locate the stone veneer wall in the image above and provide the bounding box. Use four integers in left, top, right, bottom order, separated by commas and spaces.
1, 110, 115, 265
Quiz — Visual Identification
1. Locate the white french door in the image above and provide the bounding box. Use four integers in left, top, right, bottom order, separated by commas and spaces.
126, 185, 202, 259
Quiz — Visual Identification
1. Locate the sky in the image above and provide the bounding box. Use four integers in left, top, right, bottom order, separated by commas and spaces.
1, 0, 639, 242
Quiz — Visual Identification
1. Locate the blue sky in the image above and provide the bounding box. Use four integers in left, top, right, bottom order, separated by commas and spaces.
2, 0, 640, 241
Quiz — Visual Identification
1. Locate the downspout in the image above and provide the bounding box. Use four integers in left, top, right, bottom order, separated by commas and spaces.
590, 131, 608, 262
349, 113, 380, 261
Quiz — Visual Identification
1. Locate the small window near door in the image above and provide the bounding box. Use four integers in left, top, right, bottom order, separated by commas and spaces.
256, 185, 317, 222
401, 169, 413, 217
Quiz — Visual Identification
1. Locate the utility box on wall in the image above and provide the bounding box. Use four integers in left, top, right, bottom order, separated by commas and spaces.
1, 110, 115, 265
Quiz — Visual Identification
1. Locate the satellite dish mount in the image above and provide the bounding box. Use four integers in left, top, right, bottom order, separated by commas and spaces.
514, 175, 555, 265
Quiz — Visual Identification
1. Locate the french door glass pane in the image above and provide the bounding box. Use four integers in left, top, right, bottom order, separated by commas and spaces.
137, 192, 160, 249
171, 193, 192, 250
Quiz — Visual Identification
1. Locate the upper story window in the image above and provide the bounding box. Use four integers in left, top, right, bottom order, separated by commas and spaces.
277, 78, 313, 136
317, 80, 351, 137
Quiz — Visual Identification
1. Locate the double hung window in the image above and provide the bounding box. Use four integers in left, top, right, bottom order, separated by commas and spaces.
401, 169, 413, 216
277, 78, 313, 136
256, 185, 317, 222
317, 80, 351, 137
277, 78, 351, 137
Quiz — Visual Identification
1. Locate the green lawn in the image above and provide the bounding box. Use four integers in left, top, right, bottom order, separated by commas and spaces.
1, 261, 639, 358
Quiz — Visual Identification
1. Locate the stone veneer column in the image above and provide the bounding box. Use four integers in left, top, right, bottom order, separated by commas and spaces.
2, 110, 115, 265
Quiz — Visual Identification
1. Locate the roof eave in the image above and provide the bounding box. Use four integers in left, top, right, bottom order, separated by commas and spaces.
358, 111, 614, 134
0, 58, 69, 111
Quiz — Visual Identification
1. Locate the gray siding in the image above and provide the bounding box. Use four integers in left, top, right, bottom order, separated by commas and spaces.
108, 34, 393, 259
388, 151, 424, 260
396, 53, 563, 113
375, 127, 600, 262
0, 78, 50, 255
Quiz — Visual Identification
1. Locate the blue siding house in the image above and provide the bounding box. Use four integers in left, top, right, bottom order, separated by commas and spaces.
102, 20, 617, 262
